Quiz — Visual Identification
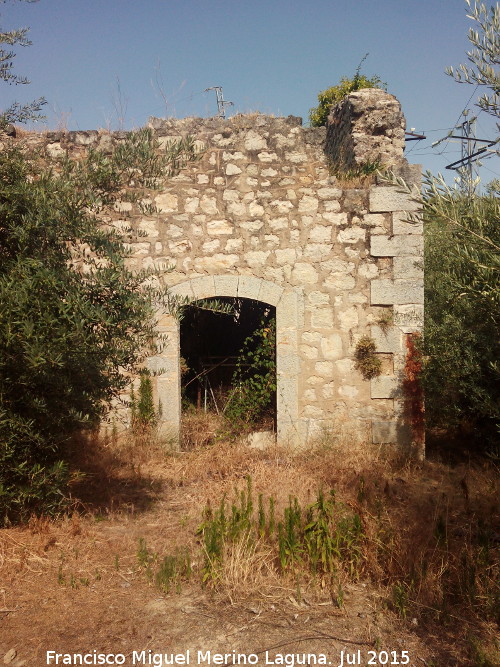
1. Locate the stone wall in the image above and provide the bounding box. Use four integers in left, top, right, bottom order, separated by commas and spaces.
15, 90, 424, 455
325, 88, 407, 172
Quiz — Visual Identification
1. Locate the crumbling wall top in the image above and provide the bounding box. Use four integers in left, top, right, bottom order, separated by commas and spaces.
325, 88, 406, 171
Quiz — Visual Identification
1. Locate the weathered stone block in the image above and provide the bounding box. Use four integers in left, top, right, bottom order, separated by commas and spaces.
190, 275, 216, 300
370, 325, 403, 353
314, 361, 334, 376
201, 240, 220, 253
323, 273, 356, 290
393, 305, 424, 331
369, 187, 420, 213
299, 196, 319, 213
155, 193, 178, 212
278, 289, 304, 328
322, 211, 348, 225
214, 275, 238, 297
226, 201, 246, 217
338, 385, 359, 398
370, 376, 399, 399
372, 421, 398, 443
46, 142, 65, 158
275, 248, 298, 265
238, 275, 262, 300
310, 308, 334, 329
291, 262, 318, 284
320, 333, 343, 359
370, 235, 423, 257
394, 256, 423, 279
338, 306, 359, 330
258, 151, 278, 162
259, 281, 284, 306
358, 263, 379, 279
300, 344, 319, 359
304, 243, 332, 260
276, 352, 300, 376
392, 211, 423, 235
207, 220, 232, 236
244, 130, 268, 151
244, 250, 270, 267
371, 279, 424, 305
317, 187, 342, 200
337, 226, 366, 244
309, 225, 332, 243
285, 152, 308, 163
193, 254, 239, 273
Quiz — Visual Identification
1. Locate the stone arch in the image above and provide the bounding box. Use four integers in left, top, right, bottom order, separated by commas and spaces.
149, 275, 303, 447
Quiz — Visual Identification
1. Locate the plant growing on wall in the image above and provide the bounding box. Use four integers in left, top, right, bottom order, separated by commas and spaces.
309, 55, 386, 127
224, 316, 276, 431
354, 336, 382, 380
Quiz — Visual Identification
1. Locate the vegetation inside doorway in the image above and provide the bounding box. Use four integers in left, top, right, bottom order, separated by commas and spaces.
180, 298, 276, 448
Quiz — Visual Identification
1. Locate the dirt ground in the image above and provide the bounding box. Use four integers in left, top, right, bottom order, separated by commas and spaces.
1, 437, 497, 667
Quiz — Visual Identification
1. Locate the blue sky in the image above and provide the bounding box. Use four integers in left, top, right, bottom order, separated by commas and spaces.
2, 0, 499, 183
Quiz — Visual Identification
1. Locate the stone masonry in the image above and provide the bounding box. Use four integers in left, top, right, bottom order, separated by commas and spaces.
27, 89, 424, 454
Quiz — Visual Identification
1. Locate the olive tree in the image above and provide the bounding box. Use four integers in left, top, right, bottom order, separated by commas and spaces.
446, 0, 500, 120
0, 0, 46, 127
0, 129, 201, 524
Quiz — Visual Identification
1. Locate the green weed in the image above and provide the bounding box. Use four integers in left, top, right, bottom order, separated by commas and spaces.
136, 537, 191, 594
197, 477, 366, 588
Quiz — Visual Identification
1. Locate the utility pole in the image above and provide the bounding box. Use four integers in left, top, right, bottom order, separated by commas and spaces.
443, 111, 498, 197
205, 86, 233, 119
459, 111, 478, 197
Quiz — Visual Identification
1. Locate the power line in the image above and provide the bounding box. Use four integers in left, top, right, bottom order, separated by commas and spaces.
482, 164, 500, 178
444, 113, 499, 195
436, 85, 480, 155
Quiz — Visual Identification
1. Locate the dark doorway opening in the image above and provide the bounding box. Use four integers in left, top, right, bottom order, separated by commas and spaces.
180, 297, 276, 432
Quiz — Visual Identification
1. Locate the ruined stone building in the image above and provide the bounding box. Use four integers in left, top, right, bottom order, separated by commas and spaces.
39, 88, 425, 455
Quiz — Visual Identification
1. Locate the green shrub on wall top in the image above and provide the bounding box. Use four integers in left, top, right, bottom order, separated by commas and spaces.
309, 73, 386, 127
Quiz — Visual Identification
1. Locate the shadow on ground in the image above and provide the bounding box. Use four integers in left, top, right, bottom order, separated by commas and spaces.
64, 432, 166, 514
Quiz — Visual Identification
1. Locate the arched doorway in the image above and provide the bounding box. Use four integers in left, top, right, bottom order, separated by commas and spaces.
150, 276, 303, 448
180, 297, 276, 443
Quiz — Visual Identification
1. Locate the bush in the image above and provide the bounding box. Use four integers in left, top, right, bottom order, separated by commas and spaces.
0, 131, 199, 523
309, 73, 385, 127
423, 176, 500, 446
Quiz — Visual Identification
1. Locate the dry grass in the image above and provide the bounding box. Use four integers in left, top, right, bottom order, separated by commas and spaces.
1, 429, 498, 665
333, 173, 378, 188
206, 534, 281, 604
181, 409, 225, 450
